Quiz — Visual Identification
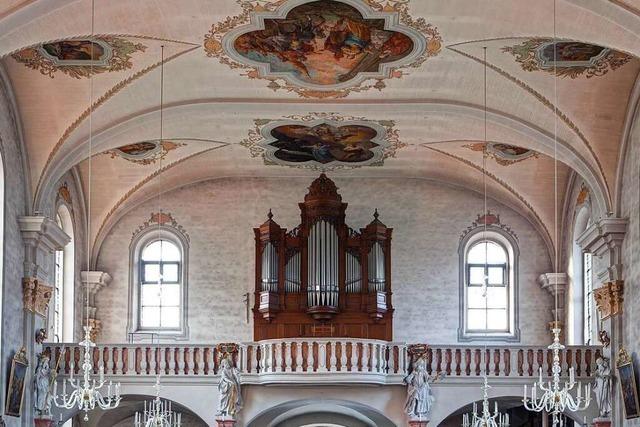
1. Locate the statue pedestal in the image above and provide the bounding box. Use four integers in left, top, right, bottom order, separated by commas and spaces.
593, 417, 611, 427
216, 418, 237, 427
408, 420, 429, 427
34, 418, 54, 427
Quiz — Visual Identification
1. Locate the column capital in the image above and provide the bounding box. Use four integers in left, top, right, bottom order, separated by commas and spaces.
81, 271, 112, 295
538, 273, 567, 296
594, 280, 624, 320
18, 215, 70, 252
577, 217, 627, 282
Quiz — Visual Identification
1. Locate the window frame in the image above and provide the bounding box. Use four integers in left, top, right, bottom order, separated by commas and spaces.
583, 252, 594, 345
458, 228, 520, 342
128, 227, 189, 341
51, 204, 75, 342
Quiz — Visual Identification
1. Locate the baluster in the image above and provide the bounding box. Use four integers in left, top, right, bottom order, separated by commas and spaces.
121, 347, 129, 376
526, 349, 534, 376
330, 342, 338, 371
545, 348, 552, 376
575, 348, 582, 377
435, 348, 442, 375
139, 347, 148, 375
369, 343, 377, 373
502, 349, 509, 377
111, 347, 118, 375
340, 341, 348, 372
386, 345, 394, 374
494, 349, 500, 376
176, 347, 185, 375
295, 341, 303, 373
193, 347, 201, 375
274, 342, 283, 373
93, 347, 100, 375
236, 346, 243, 375
259, 344, 267, 373
307, 342, 315, 372
318, 342, 328, 373
585, 348, 592, 376
350, 342, 358, 372
464, 349, 471, 376
363, 342, 370, 372
474, 348, 481, 376
565, 348, 573, 377
186, 348, 194, 375
455, 349, 461, 376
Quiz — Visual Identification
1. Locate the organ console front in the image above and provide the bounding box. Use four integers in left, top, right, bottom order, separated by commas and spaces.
253, 174, 393, 340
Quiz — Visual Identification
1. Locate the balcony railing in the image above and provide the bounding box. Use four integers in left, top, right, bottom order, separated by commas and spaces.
45, 339, 601, 385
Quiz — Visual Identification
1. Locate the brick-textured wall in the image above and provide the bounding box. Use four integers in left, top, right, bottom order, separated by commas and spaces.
0, 71, 28, 427
96, 177, 553, 344
621, 108, 640, 427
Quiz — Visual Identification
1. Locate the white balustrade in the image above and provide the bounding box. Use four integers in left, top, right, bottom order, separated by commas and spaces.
44, 340, 600, 385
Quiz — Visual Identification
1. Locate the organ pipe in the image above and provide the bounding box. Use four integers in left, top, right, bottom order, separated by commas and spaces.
368, 241, 386, 292
285, 251, 301, 293
346, 252, 362, 293
307, 220, 339, 308
261, 241, 278, 292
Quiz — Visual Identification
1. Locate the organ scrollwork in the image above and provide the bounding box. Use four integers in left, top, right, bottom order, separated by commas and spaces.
253, 174, 393, 340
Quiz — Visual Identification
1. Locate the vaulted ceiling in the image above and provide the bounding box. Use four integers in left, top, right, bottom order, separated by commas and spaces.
1, 0, 638, 263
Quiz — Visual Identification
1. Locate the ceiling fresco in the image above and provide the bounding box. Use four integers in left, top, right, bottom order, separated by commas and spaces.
463, 142, 539, 166
204, 0, 441, 98
502, 38, 632, 79
241, 112, 404, 170
11, 37, 147, 78
104, 140, 186, 165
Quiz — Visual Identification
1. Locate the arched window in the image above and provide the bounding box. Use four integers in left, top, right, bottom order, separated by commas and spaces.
53, 204, 74, 342
459, 229, 519, 341
139, 239, 181, 329
583, 252, 594, 345
129, 228, 189, 340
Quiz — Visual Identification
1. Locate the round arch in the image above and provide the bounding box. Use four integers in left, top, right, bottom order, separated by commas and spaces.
246, 399, 397, 427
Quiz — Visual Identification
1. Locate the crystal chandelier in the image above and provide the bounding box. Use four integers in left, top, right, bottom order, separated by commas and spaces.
52, 326, 122, 420
463, 377, 510, 427
522, 0, 591, 424
134, 376, 182, 427
523, 328, 591, 426
462, 47, 509, 427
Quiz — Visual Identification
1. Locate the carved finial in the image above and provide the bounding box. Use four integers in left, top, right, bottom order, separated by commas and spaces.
267, 209, 273, 220
373, 209, 379, 220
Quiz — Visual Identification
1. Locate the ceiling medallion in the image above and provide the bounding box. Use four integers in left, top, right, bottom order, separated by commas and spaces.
463, 142, 538, 166
12, 36, 146, 79
241, 112, 405, 170
502, 38, 631, 79
104, 140, 185, 165
204, 0, 441, 98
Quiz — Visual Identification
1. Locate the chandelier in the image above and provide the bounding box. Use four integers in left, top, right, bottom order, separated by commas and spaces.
462, 50, 509, 427
463, 377, 510, 427
134, 376, 182, 427
523, 328, 591, 426
522, 0, 591, 424
52, 326, 122, 420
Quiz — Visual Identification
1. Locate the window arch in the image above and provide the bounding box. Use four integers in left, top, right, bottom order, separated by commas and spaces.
458, 229, 520, 341
53, 204, 74, 342
129, 227, 189, 340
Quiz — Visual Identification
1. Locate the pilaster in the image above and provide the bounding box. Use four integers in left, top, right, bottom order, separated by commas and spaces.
80, 271, 112, 341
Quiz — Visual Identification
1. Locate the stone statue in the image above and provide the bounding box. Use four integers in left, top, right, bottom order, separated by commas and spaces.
34, 353, 52, 417
403, 356, 442, 419
217, 355, 243, 418
593, 357, 612, 418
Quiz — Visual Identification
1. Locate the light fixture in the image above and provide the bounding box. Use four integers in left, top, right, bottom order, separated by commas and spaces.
134, 376, 182, 427
462, 46, 510, 427
522, 1, 591, 424
52, 0, 121, 420
463, 377, 510, 427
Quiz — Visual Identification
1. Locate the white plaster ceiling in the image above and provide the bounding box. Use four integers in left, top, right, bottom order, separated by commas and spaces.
0, 0, 638, 262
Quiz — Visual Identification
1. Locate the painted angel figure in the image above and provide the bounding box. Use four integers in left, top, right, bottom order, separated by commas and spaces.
217, 355, 243, 418
593, 357, 612, 418
34, 353, 52, 416
403, 356, 442, 419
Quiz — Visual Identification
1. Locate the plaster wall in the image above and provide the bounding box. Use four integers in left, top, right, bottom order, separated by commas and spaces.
0, 69, 28, 427
96, 177, 553, 345
621, 106, 640, 427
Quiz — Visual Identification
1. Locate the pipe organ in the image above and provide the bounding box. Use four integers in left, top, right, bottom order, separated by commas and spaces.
253, 174, 393, 340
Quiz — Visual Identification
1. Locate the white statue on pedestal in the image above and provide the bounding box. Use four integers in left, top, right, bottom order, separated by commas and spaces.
217, 355, 243, 418
593, 357, 612, 418
34, 353, 52, 417
404, 356, 442, 419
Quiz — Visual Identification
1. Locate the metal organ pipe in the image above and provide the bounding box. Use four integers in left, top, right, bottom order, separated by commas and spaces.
307, 220, 339, 308
261, 242, 278, 292
346, 252, 362, 293
368, 241, 386, 292
285, 251, 301, 293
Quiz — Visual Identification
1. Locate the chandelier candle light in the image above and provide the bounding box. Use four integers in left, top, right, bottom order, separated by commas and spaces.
52, 327, 122, 420
134, 376, 182, 427
461, 46, 510, 427
522, 0, 591, 425
52, 0, 122, 421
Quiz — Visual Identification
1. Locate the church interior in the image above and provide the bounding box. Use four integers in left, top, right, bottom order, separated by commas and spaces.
0, 0, 638, 426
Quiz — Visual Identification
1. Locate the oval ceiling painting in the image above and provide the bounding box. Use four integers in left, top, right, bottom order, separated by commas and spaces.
205, 0, 442, 97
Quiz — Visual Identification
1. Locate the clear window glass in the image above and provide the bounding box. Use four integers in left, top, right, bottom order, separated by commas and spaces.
465, 240, 509, 333
583, 252, 593, 345
139, 239, 182, 329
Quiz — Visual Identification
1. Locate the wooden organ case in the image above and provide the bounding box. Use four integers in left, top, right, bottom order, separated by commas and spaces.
253, 174, 393, 340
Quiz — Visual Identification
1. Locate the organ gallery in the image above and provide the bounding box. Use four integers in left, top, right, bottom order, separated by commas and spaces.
253, 174, 393, 340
